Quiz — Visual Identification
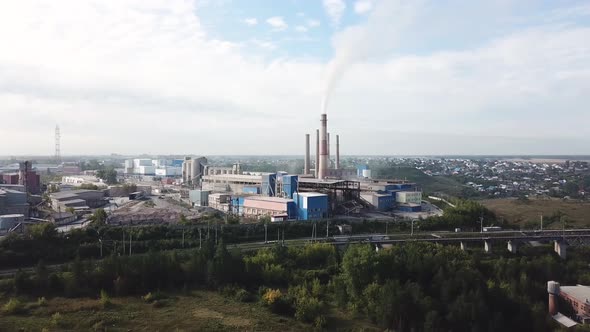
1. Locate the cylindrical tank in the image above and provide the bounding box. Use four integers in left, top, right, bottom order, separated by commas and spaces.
548, 281, 560, 315
362, 169, 372, 178
0, 214, 25, 230
548, 281, 560, 294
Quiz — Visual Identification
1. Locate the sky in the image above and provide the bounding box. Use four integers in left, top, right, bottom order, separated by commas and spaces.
1, 0, 590, 156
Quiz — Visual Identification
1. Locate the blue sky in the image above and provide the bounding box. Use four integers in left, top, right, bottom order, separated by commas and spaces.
1, 0, 590, 155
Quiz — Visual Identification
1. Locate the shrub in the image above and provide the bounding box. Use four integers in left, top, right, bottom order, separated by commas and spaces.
234, 289, 252, 302
294, 297, 324, 323
261, 289, 293, 315
99, 289, 111, 308
51, 312, 64, 326
3, 298, 25, 314
37, 297, 48, 307
142, 291, 165, 303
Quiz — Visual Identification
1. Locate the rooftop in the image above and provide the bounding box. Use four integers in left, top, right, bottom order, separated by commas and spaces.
294, 192, 327, 198
50, 189, 103, 199
244, 196, 294, 203
561, 285, 590, 304
299, 178, 346, 185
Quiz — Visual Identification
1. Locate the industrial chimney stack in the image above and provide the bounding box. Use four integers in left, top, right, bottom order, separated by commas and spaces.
315, 129, 320, 177
318, 113, 329, 179
336, 135, 340, 169
304, 134, 311, 175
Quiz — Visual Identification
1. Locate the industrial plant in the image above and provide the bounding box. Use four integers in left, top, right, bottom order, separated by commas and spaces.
178, 112, 423, 221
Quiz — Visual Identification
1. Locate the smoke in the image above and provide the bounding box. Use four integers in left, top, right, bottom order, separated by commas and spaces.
322, 0, 420, 113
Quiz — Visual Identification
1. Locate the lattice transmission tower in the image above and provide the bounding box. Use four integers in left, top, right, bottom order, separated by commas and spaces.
55, 125, 61, 163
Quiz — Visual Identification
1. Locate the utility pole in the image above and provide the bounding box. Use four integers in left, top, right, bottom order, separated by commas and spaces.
264, 223, 268, 243
540, 213, 544, 231
411, 219, 414, 236
326, 219, 329, 238
479, 216, 484, 233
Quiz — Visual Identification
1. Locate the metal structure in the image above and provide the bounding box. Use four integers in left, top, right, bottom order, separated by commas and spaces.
336, 134, 340, 169
298, 178, 360, 215
55, 125, 61, 163
304, 134, 310, 175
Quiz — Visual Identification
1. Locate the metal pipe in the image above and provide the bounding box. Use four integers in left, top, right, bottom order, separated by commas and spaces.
318, 113, 328, 179
304, 134, 310, 175
336, 134, 340, 169
315, 129, 320, 178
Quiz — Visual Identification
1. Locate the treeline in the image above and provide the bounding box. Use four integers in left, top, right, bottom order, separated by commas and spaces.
0, 220, 407, 269
3, 239, 590, 330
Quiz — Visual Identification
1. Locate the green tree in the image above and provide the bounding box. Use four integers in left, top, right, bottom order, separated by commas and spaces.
91, 208, 108, 224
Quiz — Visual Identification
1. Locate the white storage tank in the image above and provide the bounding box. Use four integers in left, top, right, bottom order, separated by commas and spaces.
0, 214, 25, 230
362, 169, 372, 178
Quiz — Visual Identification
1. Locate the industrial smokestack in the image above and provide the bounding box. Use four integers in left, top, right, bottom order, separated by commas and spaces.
336, 135, 340, 169
315, 129, 320, 177
327, 133, 330, 162
304, 134, 310, 175
318, 113, 328, 179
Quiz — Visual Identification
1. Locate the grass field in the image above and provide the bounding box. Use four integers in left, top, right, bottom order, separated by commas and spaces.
481, 198, 590, 228
0, 291, 376, 331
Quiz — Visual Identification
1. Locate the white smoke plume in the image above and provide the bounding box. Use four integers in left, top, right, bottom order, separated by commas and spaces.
321, 0, 420, 113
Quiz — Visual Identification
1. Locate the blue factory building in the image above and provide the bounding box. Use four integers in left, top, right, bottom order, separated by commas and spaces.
282, 175, 299, 199
293, 192, 329, 220
261, 173, 277, 196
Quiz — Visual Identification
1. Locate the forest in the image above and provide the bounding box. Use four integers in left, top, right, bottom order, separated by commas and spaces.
2, 234, 590, 331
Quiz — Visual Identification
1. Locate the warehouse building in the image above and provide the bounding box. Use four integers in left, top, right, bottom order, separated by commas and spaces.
293, 192, 328, 220
50, 190, 106, 211
360, 192, 395, 211
0, 189, 29, 217
242, 196, 297, 220
548, 281, 590, 326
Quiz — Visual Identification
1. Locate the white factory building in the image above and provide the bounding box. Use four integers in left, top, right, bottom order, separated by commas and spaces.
124, 158, 183, 177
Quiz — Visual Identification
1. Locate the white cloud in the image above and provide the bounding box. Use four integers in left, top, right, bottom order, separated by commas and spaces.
354, 0, 373, 15
251, 39, 277, 50
307, 19, 321, 28
295, 25, 308, 33
242, 18, 258, 26
266, 16, 288, 30
0, 0, 589, 155
323, 0, 346, 26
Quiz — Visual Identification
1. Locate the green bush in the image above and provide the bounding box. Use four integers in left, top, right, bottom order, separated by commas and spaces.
99, 289, 111, 308
37, 296, 48, 307
3, 298, 25, 314
51, 312, 64, 326
234, 288, 252, 302
294, 297, 324, 323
